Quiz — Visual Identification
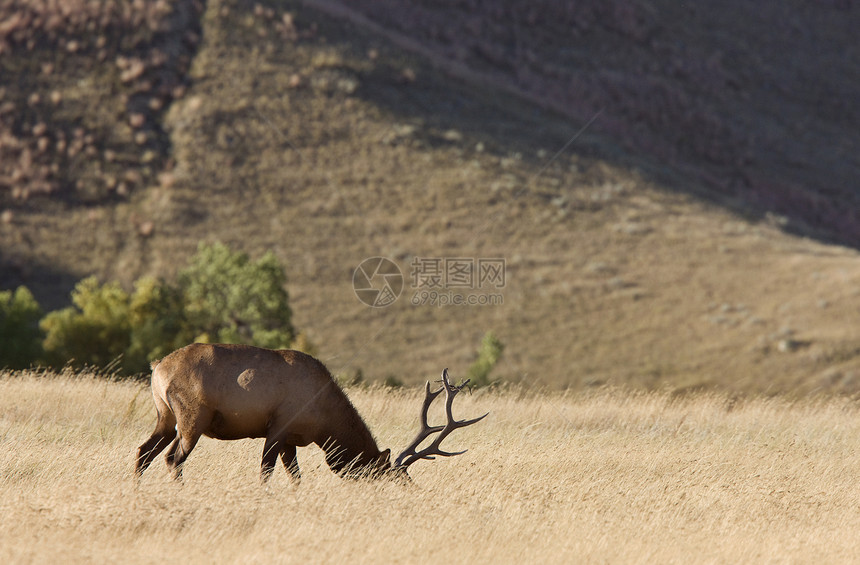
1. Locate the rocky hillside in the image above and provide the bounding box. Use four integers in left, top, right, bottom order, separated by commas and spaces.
2, 0, 860, 394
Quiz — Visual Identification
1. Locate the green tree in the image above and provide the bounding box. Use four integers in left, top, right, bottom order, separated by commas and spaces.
466, 331, 505, 387
40, 277, 131, 371
179, 242, 295, 348
0, 286, 44, 369
125, 277, 191, 373
37, 243, 296, 376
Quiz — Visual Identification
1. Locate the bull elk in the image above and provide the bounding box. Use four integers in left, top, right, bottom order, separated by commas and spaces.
135, 343, 487, 481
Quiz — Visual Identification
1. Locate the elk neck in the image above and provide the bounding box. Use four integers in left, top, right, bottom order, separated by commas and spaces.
315, 383, 384, 474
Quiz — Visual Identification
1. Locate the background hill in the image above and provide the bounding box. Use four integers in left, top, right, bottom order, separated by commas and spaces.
2, 0, 860, 394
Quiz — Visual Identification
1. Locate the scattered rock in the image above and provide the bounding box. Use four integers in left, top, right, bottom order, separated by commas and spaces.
442, 129, 462, 142
129, 113, 146, 128
138, 221, 155, 237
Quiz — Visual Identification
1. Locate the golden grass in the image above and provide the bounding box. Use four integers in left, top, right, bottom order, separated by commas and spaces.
2, 370, 860, 563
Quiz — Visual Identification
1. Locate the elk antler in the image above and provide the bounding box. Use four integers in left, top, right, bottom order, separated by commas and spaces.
394, 368, 488, 469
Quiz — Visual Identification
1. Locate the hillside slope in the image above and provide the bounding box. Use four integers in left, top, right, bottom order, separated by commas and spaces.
332, 0, 860, 244
2, 0, 860, 393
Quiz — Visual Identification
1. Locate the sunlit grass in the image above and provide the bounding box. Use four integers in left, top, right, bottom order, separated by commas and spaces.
2, 370, 860, 563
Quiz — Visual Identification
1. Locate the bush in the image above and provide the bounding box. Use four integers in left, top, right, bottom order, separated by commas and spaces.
0, 286, 44, 369
179, 242, 295, 349
126, 277, 192, 373
40, 277, 132, 372
466, 331, 505, 387
36, 242, 297, 375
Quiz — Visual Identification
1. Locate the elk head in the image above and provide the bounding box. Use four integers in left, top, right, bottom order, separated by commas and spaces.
391, 368, 489, 479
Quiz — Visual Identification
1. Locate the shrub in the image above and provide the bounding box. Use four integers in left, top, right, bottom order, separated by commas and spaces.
40, 277, 132, 372
36, 243, 297, 375
466, 331, 505, 387
126, 277, 192, 373
0, 286, 44, 369
178, 242, 295, 349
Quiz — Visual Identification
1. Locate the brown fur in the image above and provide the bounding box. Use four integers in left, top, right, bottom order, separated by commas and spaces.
135, 343, 390, 482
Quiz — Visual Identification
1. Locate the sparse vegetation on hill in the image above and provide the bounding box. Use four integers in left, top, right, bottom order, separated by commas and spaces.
2, 0, 860, 393
466, 331, 504, 388
339, 0, 860, 243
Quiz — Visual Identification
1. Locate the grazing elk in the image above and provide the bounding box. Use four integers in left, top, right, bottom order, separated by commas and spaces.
135, 343, 487, 481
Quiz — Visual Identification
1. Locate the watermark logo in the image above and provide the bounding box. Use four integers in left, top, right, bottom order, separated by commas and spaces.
410, 257, 506, 289
352, 257, 404, 308
353, 256, 505, 307
410, 257, 505, 307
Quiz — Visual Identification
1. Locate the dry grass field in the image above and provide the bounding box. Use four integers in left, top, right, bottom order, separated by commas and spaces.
2, 370, 860, 563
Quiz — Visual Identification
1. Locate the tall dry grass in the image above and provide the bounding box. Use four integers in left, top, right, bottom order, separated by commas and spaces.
2, 370, 860, 563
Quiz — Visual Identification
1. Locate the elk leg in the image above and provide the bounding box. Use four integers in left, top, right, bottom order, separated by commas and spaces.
164, 436, 180, 471
261, 437, 280, 483
136, 394, 177, 476
279, 445, 301, 482
136, 426, 177, 476
163, 397, 211, 480
166, 432, 201, 481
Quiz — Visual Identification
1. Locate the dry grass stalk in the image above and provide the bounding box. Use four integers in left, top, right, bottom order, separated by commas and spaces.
2, 370, 860, 563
